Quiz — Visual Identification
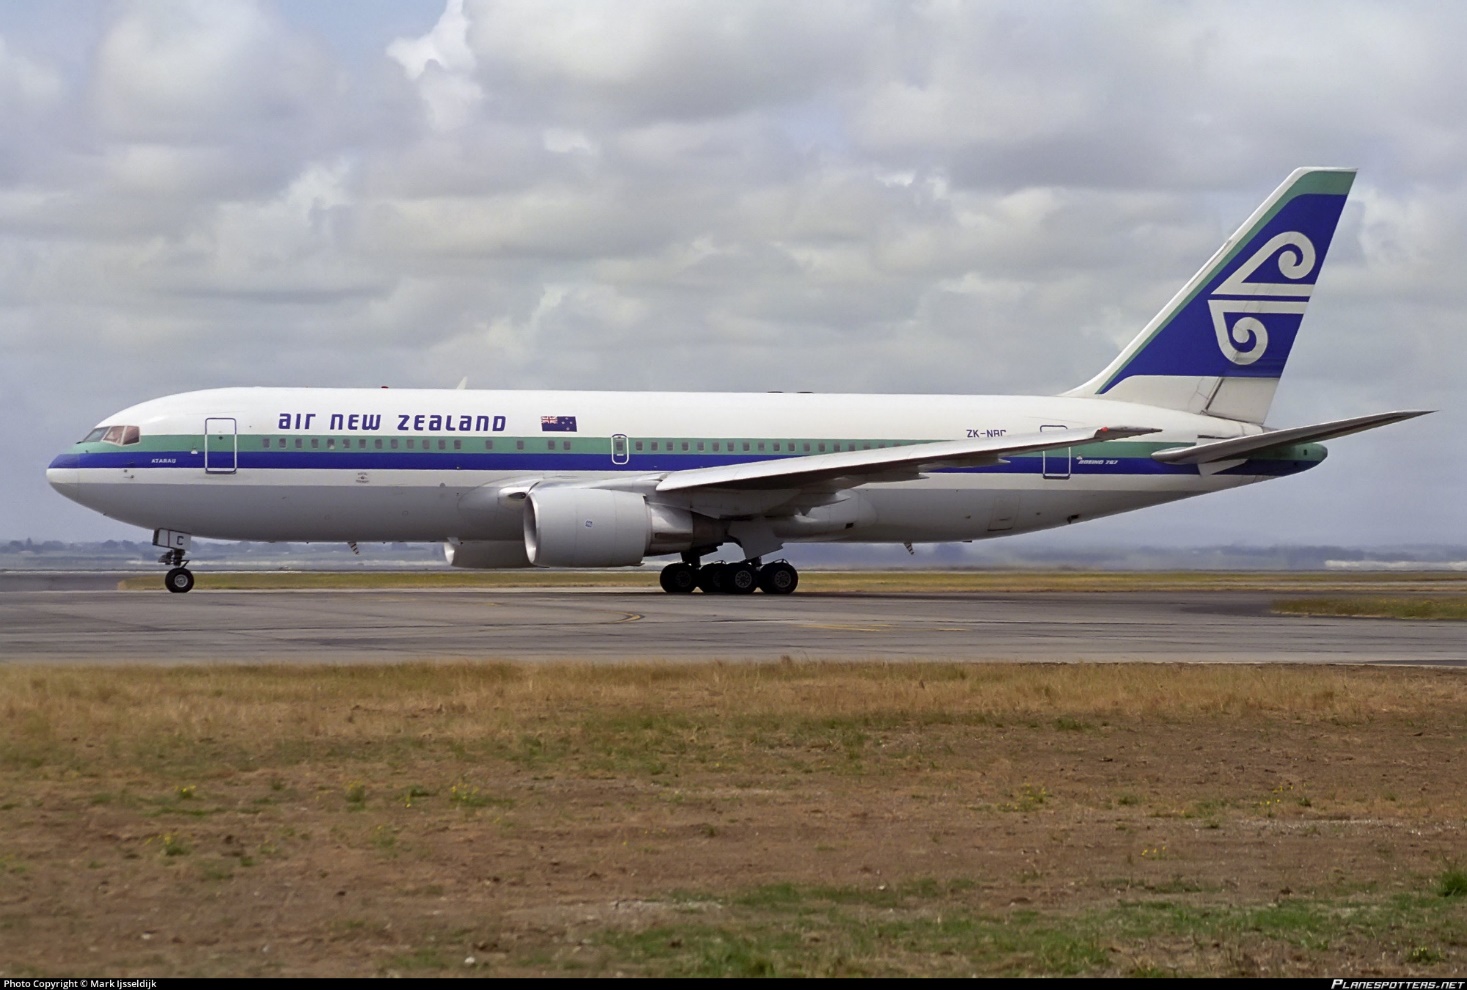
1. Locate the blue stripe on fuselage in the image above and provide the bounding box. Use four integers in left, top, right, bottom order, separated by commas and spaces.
58, 449, 1320, 478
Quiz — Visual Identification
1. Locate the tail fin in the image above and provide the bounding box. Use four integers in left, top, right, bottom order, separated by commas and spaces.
1066, 167, 1355, 423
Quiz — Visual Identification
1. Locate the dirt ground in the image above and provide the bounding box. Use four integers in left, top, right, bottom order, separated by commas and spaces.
1, 661, 1464, 977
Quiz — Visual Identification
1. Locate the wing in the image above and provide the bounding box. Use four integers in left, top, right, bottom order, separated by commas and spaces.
1151, 410, 1431, 465
656, 425, 1160, 493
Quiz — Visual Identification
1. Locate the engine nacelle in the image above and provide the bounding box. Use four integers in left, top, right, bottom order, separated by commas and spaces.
523, 488, 721, 567
443, 538, 532, 569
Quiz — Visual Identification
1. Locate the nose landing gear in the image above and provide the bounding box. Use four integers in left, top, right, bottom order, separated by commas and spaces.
164, 562, 195, 594
154, 529, 195, 593
658, 556, 799, 595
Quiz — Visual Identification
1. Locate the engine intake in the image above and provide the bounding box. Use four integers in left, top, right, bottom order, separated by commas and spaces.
523, 488, 720, 567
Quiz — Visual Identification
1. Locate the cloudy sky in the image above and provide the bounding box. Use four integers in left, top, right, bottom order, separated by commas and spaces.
3, 0, 1462, 550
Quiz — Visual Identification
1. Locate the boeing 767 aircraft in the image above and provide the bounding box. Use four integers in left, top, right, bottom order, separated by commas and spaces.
47, 168, 1427, 595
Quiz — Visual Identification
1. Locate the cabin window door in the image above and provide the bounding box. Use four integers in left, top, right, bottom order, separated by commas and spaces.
611, 433, 629, 466
1041, 424, 1071, 480
205, 417, 238, 474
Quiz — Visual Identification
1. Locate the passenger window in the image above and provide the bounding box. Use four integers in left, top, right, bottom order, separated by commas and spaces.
439, 439, 447, 450
757, 442, 765, 452
634, 441, 644, 451
515, 440, 524, 450
453, 440, 461, 450
651, 441, 659, 451
327, 438, 336, 449
484, 440, 493, 450
295, 438, 303, 449
262, 438, 270, 449
375, 438, 383, 449
742, 442, 750, 452
712, 442, 720, 452
696, 441, 704, 451
406, 439, 415, 449
546, 440, 555, 450
803, 442, 811, 452
311, 438, 320, 449
359, 439, 367, 449
390, 438, 399, 449
562, 440, 571, 451
681, 441, 688, 451
818, 442, 826, 452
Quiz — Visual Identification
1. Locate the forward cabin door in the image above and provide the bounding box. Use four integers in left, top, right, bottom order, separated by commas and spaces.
1041, 424, 1071, 480
204, 417, 238, 474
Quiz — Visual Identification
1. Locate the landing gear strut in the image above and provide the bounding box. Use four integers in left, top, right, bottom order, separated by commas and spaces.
658, 556, 799, 595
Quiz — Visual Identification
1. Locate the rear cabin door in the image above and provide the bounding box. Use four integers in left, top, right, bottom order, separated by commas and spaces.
1041, 424, 1071, 480
204, 417, 238, 474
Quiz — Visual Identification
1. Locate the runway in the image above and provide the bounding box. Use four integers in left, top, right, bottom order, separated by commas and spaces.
1, 585, 1462, 665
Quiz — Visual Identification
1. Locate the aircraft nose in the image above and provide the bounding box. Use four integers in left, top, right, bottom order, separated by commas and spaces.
46, 453, 81, 500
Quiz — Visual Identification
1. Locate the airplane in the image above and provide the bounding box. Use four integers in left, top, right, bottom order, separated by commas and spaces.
46, 167, 1428, 596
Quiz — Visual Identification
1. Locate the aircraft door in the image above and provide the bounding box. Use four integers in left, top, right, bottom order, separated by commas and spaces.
1041, 424, 1071, 480
205, 417, 238, 474
611, 433, 629, 466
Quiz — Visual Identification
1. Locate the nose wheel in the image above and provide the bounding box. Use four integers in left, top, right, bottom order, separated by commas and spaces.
159, 544, 195, 594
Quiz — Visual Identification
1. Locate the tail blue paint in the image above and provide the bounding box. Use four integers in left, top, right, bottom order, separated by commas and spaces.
1068, 168, 1355, 423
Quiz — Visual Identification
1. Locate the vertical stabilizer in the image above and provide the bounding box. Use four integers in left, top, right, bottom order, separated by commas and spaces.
1066, 168, 1355, 423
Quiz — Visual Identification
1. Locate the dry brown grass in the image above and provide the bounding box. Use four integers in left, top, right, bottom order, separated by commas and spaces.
1273, 596, 1467, 620
5, 661, 1461, 764
4, 661, 1467, 977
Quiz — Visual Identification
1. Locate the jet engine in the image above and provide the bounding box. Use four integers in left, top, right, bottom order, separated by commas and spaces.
523, 488, 721, 567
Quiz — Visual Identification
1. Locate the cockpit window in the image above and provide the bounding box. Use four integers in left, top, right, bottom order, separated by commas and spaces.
90, 425, 141, 446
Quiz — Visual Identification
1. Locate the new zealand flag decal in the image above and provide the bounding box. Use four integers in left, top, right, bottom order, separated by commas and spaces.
541, 415, 577, 432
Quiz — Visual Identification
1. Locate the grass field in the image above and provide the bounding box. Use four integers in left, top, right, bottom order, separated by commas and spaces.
2, 660, 1465, 976
1272, 596, 1467, 620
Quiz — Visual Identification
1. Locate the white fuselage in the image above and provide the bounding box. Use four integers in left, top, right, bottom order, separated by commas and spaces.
46, 386, 1311, 555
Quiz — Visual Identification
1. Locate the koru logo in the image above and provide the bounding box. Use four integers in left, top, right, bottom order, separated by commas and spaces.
1209, 231, 1315, 366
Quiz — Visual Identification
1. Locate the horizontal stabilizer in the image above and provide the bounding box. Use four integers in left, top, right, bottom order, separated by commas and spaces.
1152, 410, 1431, 465
657, 425, 1159, 493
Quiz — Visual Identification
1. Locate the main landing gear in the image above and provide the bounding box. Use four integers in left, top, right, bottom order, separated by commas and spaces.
658, 556, 799, 595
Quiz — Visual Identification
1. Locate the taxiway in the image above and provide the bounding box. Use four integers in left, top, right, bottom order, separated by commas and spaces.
0, 585, 1461, 666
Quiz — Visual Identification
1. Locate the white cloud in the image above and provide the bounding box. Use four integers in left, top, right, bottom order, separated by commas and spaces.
0, 0, 1461, 545
386, 0, 482, 131
0, 33, 62, 111
93, 0, 339, 145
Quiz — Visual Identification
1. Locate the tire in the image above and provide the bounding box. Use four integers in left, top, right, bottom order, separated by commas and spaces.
727, 562, 758, 594
698, 563, 727, 593
659, 562, 697, 594
758, 561, 798, 595
165, 567, 195, 594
